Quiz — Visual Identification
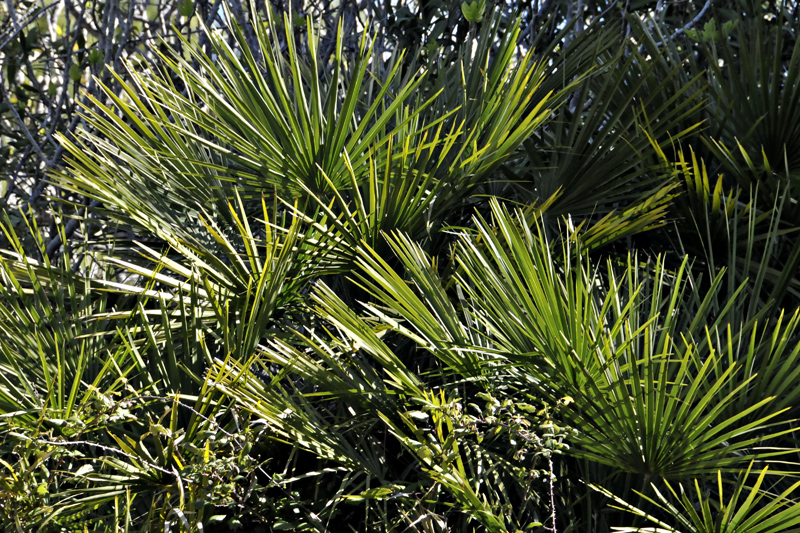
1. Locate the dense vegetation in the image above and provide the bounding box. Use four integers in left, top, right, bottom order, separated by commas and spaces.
2, 0, 800, 530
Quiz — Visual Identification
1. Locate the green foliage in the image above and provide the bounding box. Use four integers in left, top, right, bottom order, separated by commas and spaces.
3, 0, 800, 531
460, 0, 486, 23
594, 463, 800, 533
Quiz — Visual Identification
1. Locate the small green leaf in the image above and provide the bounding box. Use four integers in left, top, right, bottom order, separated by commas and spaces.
360, 487, 393, 499
88, 49, 103, 65
178, 0, 194, 18
684, 28, 700, 42
702, 18, 721, 41
461, 0, 485, 22
43, 418, 68, 428
69, 64, 82, 82
722, 20, 738, 38
476, 392, 493, 402
74, 464, 94, 477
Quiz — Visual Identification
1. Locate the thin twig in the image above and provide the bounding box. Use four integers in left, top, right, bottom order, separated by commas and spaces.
548, 455, 557, 533
655, 0, 713, 46
38, 439, 174, 475
0, 2, 59, 52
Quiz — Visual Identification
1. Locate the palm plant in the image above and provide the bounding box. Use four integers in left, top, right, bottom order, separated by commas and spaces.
594, 463, 800, 533
2, 0, 800, 531
699, 8, 800, 183
0, 213, 135, 425
209, 200, 799, 531
504, 15, 704, 220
